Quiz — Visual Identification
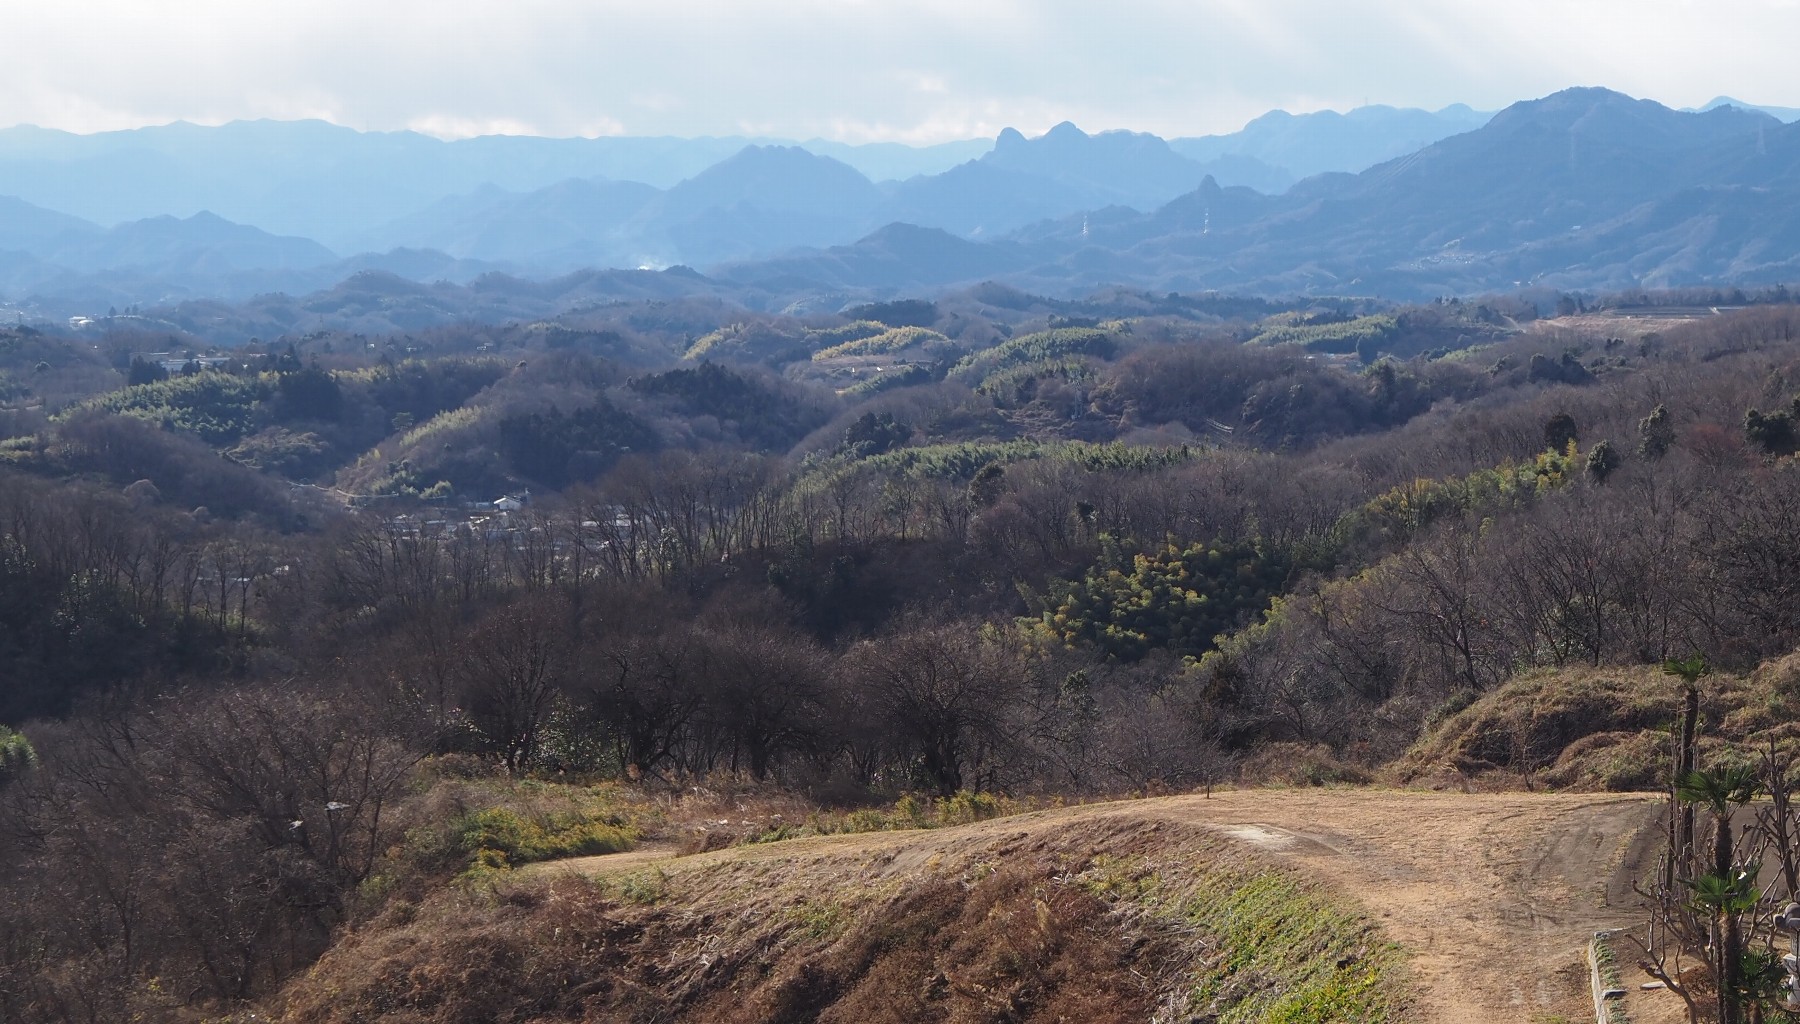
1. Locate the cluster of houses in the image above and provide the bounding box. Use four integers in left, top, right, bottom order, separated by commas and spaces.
142, 351, 233, 374
366, 491, 537, 541
353, 491, 645, 560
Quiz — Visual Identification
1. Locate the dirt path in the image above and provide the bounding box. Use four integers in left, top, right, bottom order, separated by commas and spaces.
1131, 791, 1664, 1023
536, 789, 1666, 1024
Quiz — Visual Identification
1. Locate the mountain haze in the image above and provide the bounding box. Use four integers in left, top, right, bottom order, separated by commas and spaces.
742, 88, 1800, 299
2, 88, 1797, 316
1695, 97, 1800, 123
983, 122, 1211, 208
0, 121, 981, 247
349, 179, 660, 269
1169, 103, 1492, 181
0, 194, 100, 253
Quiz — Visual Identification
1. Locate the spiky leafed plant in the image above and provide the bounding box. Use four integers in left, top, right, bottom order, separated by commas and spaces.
1686, 869, 1759, 916
1679, 765, 1762, 878
1678, 764, 1763, 1024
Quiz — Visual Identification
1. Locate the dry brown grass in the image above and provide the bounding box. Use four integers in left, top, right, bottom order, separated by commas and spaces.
1239, 742, 1375, 787
737, 865, 1169, 1024
1391, 666, 1679, 790
282, 877, 657, 1024
279, 818, 1198, 1024
1392, 654, 1800, 792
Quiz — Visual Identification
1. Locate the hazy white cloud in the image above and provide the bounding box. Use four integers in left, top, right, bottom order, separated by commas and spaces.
5, 0, 1799, 140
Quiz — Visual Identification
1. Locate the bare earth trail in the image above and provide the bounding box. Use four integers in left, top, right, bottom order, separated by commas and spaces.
537, 789, 1667, 1024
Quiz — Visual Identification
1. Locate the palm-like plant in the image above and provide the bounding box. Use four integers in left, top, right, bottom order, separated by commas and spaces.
1686, 869, 1760, 916
1678, 764, 1764, 1024
1678, 765, 1762, 876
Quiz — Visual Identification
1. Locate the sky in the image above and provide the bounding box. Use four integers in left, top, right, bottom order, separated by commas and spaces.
7, 0, 1800, 142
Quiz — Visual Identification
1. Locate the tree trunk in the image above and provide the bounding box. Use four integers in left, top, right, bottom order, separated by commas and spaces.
1716, 809, 1741, 1024
1679, 683, 1699, 868
1722, 913, 1743, 1024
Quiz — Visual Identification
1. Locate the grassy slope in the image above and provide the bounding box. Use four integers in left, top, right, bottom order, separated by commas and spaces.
273, 632, 1800, 1024
278, 815, 1406, 1024
1394, 651, 1800, 791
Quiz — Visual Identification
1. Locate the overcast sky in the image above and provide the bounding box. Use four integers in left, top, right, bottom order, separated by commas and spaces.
8, 0, 1800, 142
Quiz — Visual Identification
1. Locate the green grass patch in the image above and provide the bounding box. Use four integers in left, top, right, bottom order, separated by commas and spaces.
454, 806, 638, 873
1082, 850, 1407, 1023
612, 867, 672, 905
1592, 932, 1630, 1024
396, 776, 656, 884
744, 790, 1041, 844
785, 896, 850, 939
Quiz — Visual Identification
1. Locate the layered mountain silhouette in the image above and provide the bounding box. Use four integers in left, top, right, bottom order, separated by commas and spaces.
349, 179, 659, 269
0, 194, 100, 253
1168, 104, 1491, 183
0, 97, 1483, 246
0, 121, 978, 251
1, 88, 1797, 316
1694, 97, 1800, 123
713, 89, 1800, 298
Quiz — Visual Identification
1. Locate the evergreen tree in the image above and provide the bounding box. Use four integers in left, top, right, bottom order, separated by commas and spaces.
1638, 404, 1675, 459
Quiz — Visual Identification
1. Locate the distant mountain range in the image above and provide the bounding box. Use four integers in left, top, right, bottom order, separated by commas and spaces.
0, 100, 1496, 307
1694, 97, 1800, 123
0, 120, 987, 249
0, 102, 1485, 245
732, 89, 1798, 298
0, 89, 1797, 319
1168, 104, 1492, 185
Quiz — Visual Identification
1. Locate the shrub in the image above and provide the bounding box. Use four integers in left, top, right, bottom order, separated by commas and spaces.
1024, 534, 1293, 662
1392, 664, 1706, 789
451, 806, 638, 875
740, 791, 1032, 844
1237, 743, 1372, 788
0, 726, 35, 787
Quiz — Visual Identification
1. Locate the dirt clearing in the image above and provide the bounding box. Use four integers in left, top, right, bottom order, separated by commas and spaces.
540, 789, 1667, 1023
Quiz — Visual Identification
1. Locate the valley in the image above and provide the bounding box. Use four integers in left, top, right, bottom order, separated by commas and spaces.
5, 66, 1800, 1024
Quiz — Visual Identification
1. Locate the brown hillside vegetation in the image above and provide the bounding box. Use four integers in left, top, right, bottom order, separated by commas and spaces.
21, 299, 1800, 1023
1397, 653, 1800, 791
279, 790, 1663, 1024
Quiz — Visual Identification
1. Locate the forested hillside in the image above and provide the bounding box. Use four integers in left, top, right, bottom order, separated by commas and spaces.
5, 285, 1800, 1020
